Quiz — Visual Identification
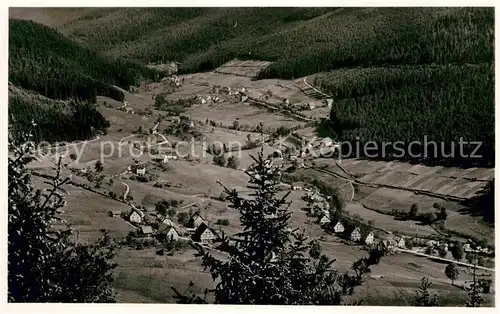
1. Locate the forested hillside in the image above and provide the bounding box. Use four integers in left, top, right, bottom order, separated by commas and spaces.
312, 8, 494, 167
8, 8, 495, 165
9, 19, 157, 102
44, 8, 493, 79
9, 85, 109, 143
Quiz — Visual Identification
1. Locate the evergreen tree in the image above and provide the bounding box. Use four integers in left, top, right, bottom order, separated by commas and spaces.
8, 130, 117, 302
409, 203, 419, 218
227, 156, 240, 169
450, 243, 464, 261
465, 247, 485, 307
412, 277, 439, 306
95, 160, 104, 173
445, 263, 459, 285
174, 150, 385, 304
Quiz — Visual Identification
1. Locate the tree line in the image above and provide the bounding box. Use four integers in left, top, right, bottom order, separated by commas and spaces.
319, 63, 494, 167
9, 95, 109, 143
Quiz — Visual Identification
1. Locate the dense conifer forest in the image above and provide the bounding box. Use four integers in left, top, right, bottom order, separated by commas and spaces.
9, 19, 157, 102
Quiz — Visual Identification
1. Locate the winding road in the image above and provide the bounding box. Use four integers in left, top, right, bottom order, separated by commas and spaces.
395, 248, 495, 272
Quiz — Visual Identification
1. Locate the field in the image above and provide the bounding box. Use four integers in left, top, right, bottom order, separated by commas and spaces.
21, 62, 494, 305
9, 7, 495, 306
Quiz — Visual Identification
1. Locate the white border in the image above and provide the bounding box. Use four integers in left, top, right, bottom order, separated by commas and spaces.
1, 2, 499, 314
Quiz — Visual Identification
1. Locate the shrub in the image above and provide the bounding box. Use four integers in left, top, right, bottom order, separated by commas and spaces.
227, 156, 239, 169
216, 219, 230, 226
213, 154, 227, 167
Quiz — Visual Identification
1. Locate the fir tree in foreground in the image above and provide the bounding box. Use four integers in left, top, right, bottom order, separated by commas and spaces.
412, 277, 439, 306
173, 150, 385, 304
8, 129, 117, 302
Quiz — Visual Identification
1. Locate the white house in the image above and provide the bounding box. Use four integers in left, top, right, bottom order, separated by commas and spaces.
378, 239, 397, 252
350, 227, 362, 242
426, 239, 438, 247
319, 215, 330, 226
129, 210, 143, 224
136, 166, 146, 176
363, 231, 375, 245
189, 212, 207, 229
333, 221, 345, 233
308, 192, 323, 202
159, 217, 175, 226
393, 236, 406, 248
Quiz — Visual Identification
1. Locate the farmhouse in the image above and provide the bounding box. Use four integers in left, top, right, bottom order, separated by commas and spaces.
140, 225, 154, 236
377, 240, 387, 251
393, 236, 406, 248
128, 208, 145, 224
306, 191, 323, 203
192, 222, 219, 244
159, 217, 175, 226
349, 227, 362, 242
332, 221, 345, 233
362, 231, 375, 245
378, 240, 396, 252
136, 165, 146, 176
151, 154, 169, 163
159, 225, 180, 241
439, 242, 449, 252
319, 215, 330, 226
188, 212, 207, 229
108, 210, 122, 218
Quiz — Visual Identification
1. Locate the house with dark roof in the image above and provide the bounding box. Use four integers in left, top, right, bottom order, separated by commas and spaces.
192, 222, 219, 244
188, 212, 207, 229
128, 208, 145, 224
158, 225, 179, 241
140, 225, 154, 236
108, 210, 122, 218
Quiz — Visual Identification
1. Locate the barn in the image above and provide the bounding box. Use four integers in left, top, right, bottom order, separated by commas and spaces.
192, 222, 219, 244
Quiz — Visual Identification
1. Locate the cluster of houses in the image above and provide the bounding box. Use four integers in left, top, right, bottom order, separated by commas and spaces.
196, 86, 248, 105
109, 205, 220, 245
280, 98, 333, 111
300, 190, 406, 251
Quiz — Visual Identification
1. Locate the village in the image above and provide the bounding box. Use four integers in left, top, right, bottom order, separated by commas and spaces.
25, 58, 495, 302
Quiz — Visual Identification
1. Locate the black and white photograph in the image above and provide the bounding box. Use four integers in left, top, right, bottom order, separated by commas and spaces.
5, 4, 497, 308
